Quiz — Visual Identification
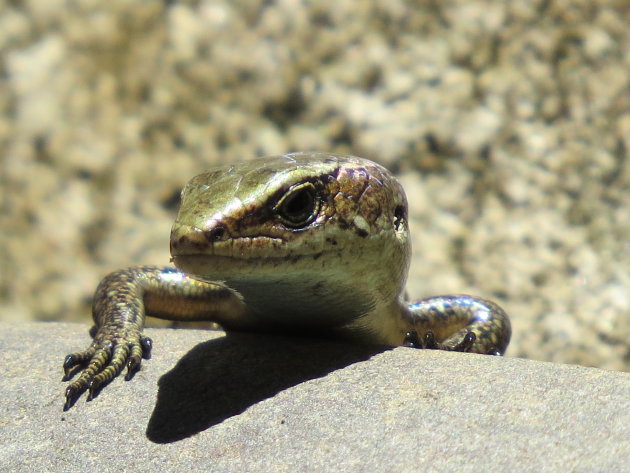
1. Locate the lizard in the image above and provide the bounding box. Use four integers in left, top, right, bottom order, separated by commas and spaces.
62, 152, 511, 410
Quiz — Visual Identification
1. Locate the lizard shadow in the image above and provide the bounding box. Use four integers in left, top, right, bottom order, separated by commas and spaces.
145, 332, 389, 443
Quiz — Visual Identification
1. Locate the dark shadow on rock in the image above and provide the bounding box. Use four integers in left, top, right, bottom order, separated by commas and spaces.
146, 332, 389, 443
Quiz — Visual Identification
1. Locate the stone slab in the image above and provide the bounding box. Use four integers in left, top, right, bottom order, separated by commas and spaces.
1, 322, 628, 473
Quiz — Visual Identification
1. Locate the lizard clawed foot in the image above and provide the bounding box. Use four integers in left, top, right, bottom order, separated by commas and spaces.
62, 330, 152, 411
403, 330, 476, 352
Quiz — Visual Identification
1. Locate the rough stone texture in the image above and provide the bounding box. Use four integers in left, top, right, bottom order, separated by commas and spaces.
1, 1, 629, 371
1, 322, 628, 472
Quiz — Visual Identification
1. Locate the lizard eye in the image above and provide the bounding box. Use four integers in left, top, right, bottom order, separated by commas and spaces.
274, 182, 320, 228
394, 204, 407, 231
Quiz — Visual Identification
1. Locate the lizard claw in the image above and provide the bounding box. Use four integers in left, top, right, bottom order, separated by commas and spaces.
454, 331, 476, 352
62, 349, 95, 380
62, 328, 147, 409
140, 336, 153, 359
64, 385, 83, 411
125, 354, 142, 381
124, 336, 152, 380
62, 355, 80, 381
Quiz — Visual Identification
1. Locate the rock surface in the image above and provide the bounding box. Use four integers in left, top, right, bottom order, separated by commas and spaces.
2, 322, 628, 472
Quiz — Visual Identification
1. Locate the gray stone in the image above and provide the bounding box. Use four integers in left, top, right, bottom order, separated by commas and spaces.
1, 322, 628, 472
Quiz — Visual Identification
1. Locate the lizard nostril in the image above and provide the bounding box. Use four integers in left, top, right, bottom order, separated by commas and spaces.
203, 225, 228, 243
170, 223, 225, 255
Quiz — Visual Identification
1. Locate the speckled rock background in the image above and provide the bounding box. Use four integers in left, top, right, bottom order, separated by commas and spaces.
1, 1, 628, 370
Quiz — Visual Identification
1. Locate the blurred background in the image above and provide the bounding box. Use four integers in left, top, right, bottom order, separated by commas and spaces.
0, 0, 628, 370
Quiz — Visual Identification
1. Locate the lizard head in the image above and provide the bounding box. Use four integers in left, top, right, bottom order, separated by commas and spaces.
170, 152, 410, 330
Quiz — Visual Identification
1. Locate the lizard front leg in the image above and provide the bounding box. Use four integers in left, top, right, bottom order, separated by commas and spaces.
62, 265, 245, 410
404, 295, 511, 356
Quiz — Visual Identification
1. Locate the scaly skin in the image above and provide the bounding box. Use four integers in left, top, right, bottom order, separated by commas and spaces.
63, 152, 511, 410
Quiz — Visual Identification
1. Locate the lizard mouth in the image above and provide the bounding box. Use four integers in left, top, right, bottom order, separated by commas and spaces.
171, 248, 328, 289
170, 221, 336, 288
170, 220, 333, 284
170, 222, 286, 260
170, 253, 244, 281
